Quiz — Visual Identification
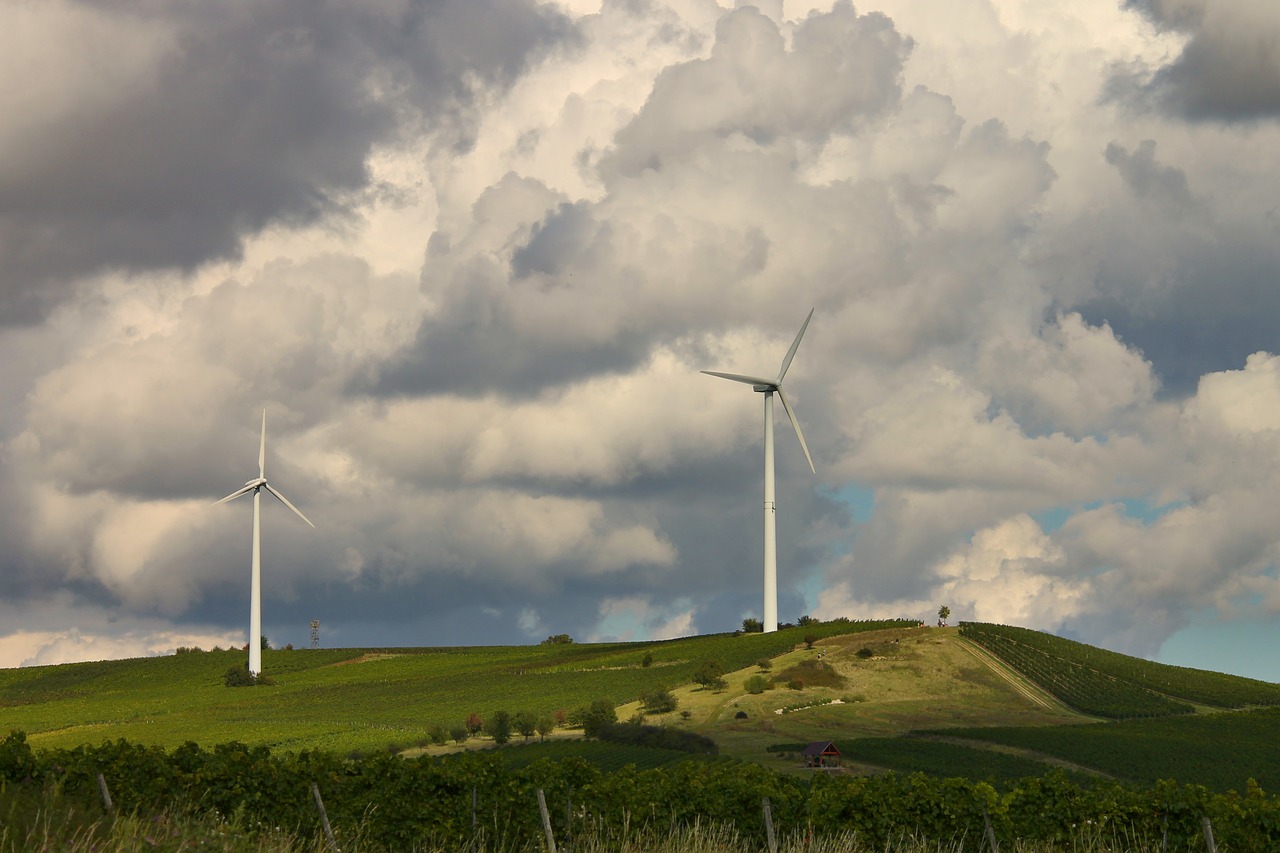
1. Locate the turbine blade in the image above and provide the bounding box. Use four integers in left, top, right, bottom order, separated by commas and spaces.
259, 410, 267, 479
264, 483, 315, 528
776, 308, 815, 384
213, 485, 255, 506
776, 387, 815, 474
701, 370, 775, 387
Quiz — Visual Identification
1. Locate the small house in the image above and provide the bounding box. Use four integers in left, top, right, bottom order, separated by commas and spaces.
802, 741, 841, 769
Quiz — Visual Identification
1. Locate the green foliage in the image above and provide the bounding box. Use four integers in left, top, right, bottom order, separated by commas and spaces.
957, 622, 1267, 717
0, 730, 36, 782
756, 657, 772, 671
803, 633, 818, 649
937, 706, 1280, 792
540, 633, 574, 645
595, 722, 719, 755
641, 651, 654, 667
845, 737, 1097, 786
937, 605, 951, 624
744, 675, 772, 694
222, 666, 274, 687
797, 614, 820, 626
465, 712, 483, 735
640, 688, 678, 714
580, 698, 618, 738
513, 710, 538, 741
775, 659, 845, 689
741, 618, 763, 633
692, 659, 726, 690
486, 710, 512, 744
13, 734, 1280, 850
427, 725, 448, 746
0, 619, 917, 756
448, 725, 468, 745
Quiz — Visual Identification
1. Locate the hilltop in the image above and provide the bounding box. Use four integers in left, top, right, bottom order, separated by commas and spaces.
4, 619, 1280, 791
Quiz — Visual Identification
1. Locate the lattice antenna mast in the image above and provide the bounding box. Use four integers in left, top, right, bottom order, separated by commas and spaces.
310, 620, 320, 650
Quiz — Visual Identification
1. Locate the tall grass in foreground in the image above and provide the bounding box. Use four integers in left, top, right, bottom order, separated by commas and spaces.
0, 806, 1177, 853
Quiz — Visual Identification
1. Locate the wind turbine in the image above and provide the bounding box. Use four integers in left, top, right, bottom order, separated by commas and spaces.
214, 411, 314, 675
703, 308, 816, 634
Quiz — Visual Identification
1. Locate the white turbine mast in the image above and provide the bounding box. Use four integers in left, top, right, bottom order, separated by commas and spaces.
703, 308, 816, 634
214, 410, 314, 675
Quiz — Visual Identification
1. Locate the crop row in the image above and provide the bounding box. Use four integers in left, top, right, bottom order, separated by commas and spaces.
5, 732, 1280, 851
961, 626, 1191, 718
933, 705, 1280, 793
960, 622, 1280, 709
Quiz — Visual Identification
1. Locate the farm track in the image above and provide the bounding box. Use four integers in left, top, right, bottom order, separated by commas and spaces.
955, 636, 1087, 718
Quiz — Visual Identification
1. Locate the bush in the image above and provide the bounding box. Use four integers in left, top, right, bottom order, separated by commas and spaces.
486, 711, 512, 745
428, 725, 448, 746
745, 675, 772, 694
466, 713, 484, 735
580, 699, 618, 738
223, 666, 274, 687
804, 634, 818, 650
450, 725, 469, 745
642, 652, 654, 668
756, 658, 773, 671
856, 646, 874, 659
742, 618, 763, 633
640, 688, 678, 714
595, 723, 719, 755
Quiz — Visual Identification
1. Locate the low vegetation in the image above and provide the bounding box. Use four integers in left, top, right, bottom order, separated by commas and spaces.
959, 622, 1266, 717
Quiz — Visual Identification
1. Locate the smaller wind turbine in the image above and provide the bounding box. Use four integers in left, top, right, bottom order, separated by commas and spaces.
214, 411, 314, 676
703, 309, 816, 634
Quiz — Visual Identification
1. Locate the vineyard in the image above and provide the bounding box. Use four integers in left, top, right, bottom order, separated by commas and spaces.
958, 622, 1280, 717
0, 620, 913, 754
928, 706, 1280, 793
5, 732, 1280, 851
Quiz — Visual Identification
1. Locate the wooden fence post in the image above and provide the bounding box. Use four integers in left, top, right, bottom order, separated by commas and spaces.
96, 772, 114, 814
311, 782, 339, 852
471, 785, 477, 835
982, 803, 999, 853
762, 796, 778, 853
1202, 816, 1217, 853
537, 788, 557, 853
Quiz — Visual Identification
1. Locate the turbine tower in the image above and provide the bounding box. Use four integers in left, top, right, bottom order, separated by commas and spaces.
215, 411, 314, 675
703, 309, 816, 633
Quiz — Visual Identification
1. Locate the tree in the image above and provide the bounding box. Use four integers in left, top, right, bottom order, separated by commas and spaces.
486, 710, 512, 745
580, 699, 617, 738
937, 605, 951, 627
428, 725, 448, 746
536, 716, 555, 741
804, 634, 818, 650
741, 618, 763, 633
540, 634, 574, 645
261, 635, 271, 651
797, 614, 820, 626
693, 660, 727, 691
465, 713, 484, 736
513, 711, 538, 742
640, 688, 678, 714
756, 658, 773, 671
744, 675, 772, 694
450, 725, 469, 745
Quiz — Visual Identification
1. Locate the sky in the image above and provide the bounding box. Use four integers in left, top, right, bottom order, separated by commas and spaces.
2, 0, 1280, 681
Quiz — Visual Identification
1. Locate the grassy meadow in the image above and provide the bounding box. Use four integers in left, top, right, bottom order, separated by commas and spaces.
4, 619, 1280, 791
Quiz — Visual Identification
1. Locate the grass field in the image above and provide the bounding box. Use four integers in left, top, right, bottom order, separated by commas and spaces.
5, 619, 1280, 793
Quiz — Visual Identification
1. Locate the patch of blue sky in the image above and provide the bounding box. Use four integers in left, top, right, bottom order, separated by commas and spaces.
1032, 496, 1188, 534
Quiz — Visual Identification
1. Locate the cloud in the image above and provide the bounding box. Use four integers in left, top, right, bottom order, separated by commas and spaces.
0, 0, 575, 325
1114, 0, 1280, 120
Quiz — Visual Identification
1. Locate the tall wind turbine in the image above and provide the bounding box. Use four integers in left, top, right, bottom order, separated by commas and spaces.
703, 309, 816, 634
215, 411, 314, 675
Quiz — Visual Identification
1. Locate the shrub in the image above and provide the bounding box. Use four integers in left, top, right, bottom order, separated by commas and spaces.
640, 688, 678, 714
742, 618, 763, 633
450, 726, 469, 745
787, 678, 805, 690
735, 710, 748, 719
223, 666, 274, 687
641, 652, 654, 668
540, 634, 574, 645
856, 646, 874, 659
486, 711, 512, 745
804, 634, 818, 650
580, 699, 618, 738
428, 725, 448, 746
744, 675, 771, 694
756, 658, 773, 671
465, 713, 484, 735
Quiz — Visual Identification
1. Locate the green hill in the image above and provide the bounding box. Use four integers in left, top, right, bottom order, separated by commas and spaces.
5, 619, 1280, 792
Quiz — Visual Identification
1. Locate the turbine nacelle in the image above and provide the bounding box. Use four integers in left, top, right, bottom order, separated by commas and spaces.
752, 384, 774, 393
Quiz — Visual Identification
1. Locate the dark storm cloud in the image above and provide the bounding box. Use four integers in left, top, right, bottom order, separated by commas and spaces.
0, 0, 576, 325
1070, 140, 1280, 395
1113, 0, 1280, 121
